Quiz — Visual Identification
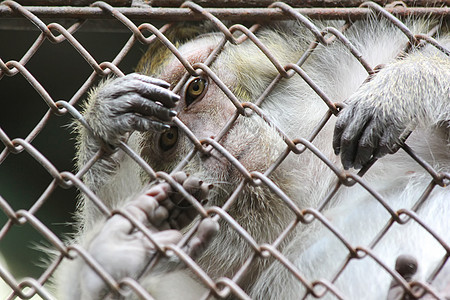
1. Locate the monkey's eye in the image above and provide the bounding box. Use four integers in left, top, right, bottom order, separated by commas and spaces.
159, 126, 178, 152
185, 77, 207, 107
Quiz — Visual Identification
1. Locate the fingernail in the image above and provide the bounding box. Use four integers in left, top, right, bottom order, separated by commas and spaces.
169, 110, 177, 117
343, 161, 350, 170
161, 124, 170, 131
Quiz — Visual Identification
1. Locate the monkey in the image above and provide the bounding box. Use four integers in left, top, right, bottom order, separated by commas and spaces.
54, 13, 450, 300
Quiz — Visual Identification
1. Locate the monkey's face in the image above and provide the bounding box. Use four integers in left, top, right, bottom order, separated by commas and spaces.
141, 34, 286, 197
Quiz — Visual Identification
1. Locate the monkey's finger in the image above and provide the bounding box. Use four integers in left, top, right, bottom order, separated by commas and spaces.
373, 126, 404, 159
125, 194, 176, 230
171, 176, 211, 207
171, 171, 188, 185
113, 76, 179, 108
170, 176, 199, 206
105, 214, 135, 235
142, 184, 181, 228
151, 230, 183, 247
353, 119, 380, 170
151, 206, 170, 229
395, 254, 418, 280
125, 195, 159, 224
338, 122, 368, 170
133, 229, 183, 253
333, 106, 355, 155
119, 93, 176, 122
159, 197, 175, 212
180, 176, 204, 205
184, 178, 211, 204
184, 218, 219, 259
158, 173, 212, 230
149, 180, 179, 212
120, 113, 170, 133
386, 255, 419, 300
333, 122, 344, 156
146, 183, 171, 202
164, 171, 188, 205
168, 208, 182, 229
336, 106, 374, 169
167, 207, 200, 230
158, 200, 195, 231
136, 83, 180, 109
128, 73, 171, 89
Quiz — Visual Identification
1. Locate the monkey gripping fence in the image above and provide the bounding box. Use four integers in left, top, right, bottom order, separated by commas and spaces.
0, 0, 449, 299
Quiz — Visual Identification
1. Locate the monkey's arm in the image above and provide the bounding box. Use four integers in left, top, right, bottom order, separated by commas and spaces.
333, 52, 450, 170
76, 74, 180, 194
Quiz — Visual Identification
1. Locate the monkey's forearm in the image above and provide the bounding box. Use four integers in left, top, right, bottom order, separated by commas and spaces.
54, 220, 106, 300
359, 53, 450, 126
75, 79, 127, 195
75, 122, 125, 195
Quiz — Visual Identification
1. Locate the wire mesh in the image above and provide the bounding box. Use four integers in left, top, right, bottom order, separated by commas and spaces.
0, 0, 449, 299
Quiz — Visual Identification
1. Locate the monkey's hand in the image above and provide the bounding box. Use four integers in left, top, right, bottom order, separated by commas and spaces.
80, 173, 218, 299
85, 73, 180, 147
332, 91, 409, 170
333, 54, 449, 170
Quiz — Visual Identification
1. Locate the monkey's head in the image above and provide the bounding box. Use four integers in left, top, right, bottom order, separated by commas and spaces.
139, 26, 314, 210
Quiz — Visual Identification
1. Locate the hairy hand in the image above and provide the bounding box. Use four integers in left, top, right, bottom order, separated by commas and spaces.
88, 73, 180, 146
80, 172, 218, 298
333, 72, 411, 170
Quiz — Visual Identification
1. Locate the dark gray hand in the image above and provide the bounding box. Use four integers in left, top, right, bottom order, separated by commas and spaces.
88, 73, 180, 145
333, 78, 410, 170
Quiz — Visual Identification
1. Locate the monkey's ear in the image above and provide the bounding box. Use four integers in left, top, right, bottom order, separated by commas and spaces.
136, 22, 215, 76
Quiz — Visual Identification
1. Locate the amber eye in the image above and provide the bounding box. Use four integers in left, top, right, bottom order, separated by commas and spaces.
159, 127, 178, 151
185, 77, 207, 107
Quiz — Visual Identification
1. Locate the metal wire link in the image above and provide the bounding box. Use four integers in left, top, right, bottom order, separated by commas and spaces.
0, 0, 449, 299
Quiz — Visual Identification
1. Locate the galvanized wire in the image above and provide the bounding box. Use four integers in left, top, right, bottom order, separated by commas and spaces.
0, 1, 449, 299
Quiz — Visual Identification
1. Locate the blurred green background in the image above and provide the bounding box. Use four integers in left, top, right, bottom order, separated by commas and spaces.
0, 19, 148, 280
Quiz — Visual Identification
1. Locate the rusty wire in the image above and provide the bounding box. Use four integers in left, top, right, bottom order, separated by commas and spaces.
0, 0, 449, 299
0, 3, 449, 21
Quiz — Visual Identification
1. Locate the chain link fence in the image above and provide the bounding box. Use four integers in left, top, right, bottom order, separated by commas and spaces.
0, 0, 449, 299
